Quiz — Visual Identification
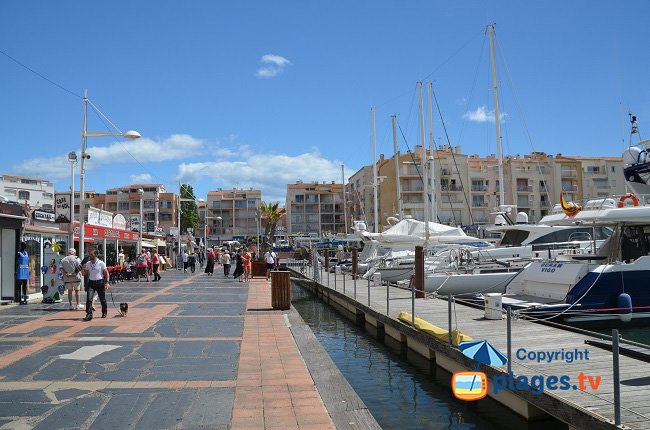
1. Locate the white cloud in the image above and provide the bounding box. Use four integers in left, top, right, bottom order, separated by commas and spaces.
463, 105, 507, 123
256, 54, 291, 79
12, 134, 205, 181
175, 150, 346, 202
129, 173, 153, 183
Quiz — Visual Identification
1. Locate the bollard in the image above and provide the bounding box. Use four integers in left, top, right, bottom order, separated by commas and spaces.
386, 278, 390, 317
352, 248, 358, 299
411, 277, 415, 327
507, 306, 512, 375
415, 246, 425, 298
613, 329, 621, 426
367, 277, 370, 306
448, 294, 452, 345
271, 271, 291, 310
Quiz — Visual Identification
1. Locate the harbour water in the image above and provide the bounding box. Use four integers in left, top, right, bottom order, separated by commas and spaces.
291, 282, 567, 429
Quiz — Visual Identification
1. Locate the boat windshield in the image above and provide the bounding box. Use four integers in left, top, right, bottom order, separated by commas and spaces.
498, 229, 530, 247
529, 227, 612, 245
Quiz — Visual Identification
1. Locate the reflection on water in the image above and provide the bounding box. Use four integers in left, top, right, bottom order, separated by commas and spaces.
291, 283, 567, 430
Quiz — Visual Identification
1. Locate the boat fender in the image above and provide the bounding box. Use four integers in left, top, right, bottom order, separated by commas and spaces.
617, 293, 633, 323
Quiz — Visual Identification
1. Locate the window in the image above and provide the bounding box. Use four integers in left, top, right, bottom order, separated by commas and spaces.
611, 166, 616, 173
118, 202, 129, 211
234, 200, 247, 208
295, 195, 305, 203
160, 213, 172, 221
42, 192, 53, 198
130, 201, 140, 209
4, 188, 15, 194
41, 204, 53, 211
144, 213, 155, 221
143, 200, 155, 209
160, 200, 173, 209
212, 200, 221, 209
107, 203, 117, 211
305, 194, 318, 203
18, 190, 30, 200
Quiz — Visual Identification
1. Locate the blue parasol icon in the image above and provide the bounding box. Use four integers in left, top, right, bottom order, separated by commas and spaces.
459, 340, 508, 366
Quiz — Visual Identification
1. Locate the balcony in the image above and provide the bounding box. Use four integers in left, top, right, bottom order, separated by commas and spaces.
401, 185, 424, 193
516, 185, 533, 192
471, 185, 487, 192
441, 185, 463, 192
441, 199, 464, 205
471, 201, 488, 207
560, 169, 577, 178
562, 185, 578, 192
440, 169, 451, 176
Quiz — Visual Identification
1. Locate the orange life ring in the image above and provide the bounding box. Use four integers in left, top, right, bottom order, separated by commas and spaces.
617, 193, 639, 208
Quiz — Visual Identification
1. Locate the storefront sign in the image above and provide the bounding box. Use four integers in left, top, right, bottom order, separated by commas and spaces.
130, 215, 140, 232
34, 210, 55, 223
112, 214, 127, 230
169, 227, 179, 236
54, 194, 71, 223
73, 222, 139, 241
88, 207, 113, 228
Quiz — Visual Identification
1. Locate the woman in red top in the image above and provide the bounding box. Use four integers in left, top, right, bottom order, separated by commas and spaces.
152, 250, 161, 282
204, 248, 215, 276
242, 248, 252, 282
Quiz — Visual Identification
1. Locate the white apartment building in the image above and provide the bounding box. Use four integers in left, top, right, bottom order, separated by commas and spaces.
285, 181, 345, 236
347, 146, 625, 231
0, 175, 54, 210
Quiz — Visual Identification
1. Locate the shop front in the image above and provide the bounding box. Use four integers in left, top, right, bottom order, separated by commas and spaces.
0, 203, 25, 301
73, 222, 140, 263
21, 225, 69, 302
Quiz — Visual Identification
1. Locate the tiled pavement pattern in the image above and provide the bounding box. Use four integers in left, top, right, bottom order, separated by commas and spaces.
0, 268, 332, 429
232, 280, 334, 429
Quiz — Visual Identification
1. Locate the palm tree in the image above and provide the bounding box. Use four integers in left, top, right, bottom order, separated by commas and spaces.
259, 201, 285, 256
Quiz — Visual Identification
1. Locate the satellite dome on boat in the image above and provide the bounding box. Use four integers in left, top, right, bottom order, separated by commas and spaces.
354, 221, 367, 232
387, 216, 400, 226
516, 212, 529, 224
494, 214, 507, 226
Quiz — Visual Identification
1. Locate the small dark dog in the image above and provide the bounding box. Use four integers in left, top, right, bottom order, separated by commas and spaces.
119, 302, 128, 317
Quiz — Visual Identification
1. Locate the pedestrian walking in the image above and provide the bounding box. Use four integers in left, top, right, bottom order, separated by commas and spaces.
232, 250, 244, 282
136, 249, 149, 282
16, 242, 29, 305
264, 248, 277, 281
152, 249, 161, 281
242, 248, 252, 282
60, 248, 84, 310
82, 248, 109, 321
182, 250, 189, 273
189, 253, 196, 273
221, 251, 231, 277
198, 251, 204, 268
204, 248, 215, 276
146, 250, 152, 275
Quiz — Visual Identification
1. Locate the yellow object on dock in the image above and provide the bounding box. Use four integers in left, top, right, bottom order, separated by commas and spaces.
398, 312, 473, 347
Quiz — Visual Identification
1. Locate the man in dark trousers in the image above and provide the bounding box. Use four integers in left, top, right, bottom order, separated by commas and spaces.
82, 248, 110, 321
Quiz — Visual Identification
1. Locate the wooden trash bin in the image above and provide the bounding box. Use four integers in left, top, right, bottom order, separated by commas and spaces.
271, 271, 291, 310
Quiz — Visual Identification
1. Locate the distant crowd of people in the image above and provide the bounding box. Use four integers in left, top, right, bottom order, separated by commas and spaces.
179, 246, 279, 282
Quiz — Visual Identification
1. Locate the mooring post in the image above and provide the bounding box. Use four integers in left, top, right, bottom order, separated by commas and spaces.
352, 248, 358, 299
613, 329, 621, 426
367, 277, 371, 306
415, 245, 424, 298
386, 276, 390, 317
448, 294, 453, 345
325, 251, 330, 288
334, 266, 337, 291
507, 306, 512, 375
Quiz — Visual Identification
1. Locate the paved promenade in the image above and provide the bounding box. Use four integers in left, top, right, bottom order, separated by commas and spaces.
0, 268, 334, 429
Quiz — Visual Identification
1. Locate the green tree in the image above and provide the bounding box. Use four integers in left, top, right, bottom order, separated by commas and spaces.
260, 201, 284, 255
180, 184, 200, 233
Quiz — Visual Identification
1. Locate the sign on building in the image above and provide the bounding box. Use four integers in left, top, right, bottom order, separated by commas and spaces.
87, 207, 113, 228
112, 214, 127, 230
130, 215, 141, 232
55, 194, 71, 223
34, 210, 55, 223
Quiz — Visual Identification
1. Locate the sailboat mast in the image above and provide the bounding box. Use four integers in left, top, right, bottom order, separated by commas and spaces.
417, 82, 430, 245
488, 24, 506, 207
426, 81, 437, 223
392, 114, 403, 219
371, 106, 379, 233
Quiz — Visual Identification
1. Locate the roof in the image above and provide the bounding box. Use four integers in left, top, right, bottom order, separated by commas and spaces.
106, 184, 165, 191
1, 175, 52, 183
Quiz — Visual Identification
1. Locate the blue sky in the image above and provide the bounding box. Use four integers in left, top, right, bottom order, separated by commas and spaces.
1, 1, 649, 203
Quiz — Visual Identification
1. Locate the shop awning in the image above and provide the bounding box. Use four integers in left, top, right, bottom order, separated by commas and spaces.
141, 239, 157, 249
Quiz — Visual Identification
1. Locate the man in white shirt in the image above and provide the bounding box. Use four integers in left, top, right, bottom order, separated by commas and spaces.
182, 250, 189, 273
264, 248, 277, 280
60, 248, 83, 310
82, 248, 110, 321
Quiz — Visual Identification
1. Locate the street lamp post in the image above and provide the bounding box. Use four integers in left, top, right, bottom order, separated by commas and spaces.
79, 88, 141, 262
138, 189, 144, 253
67, 152, 77, 250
